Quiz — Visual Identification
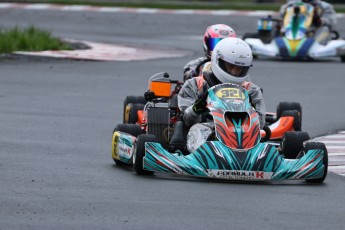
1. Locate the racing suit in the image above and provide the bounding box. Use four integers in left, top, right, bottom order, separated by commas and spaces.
178, 71, 266, 129
279, 0, 337, 43
183, 56, 210, 81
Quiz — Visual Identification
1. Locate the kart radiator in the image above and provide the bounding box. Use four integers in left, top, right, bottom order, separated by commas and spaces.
146, 103, 170, 146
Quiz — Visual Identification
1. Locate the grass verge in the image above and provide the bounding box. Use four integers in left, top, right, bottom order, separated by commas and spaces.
0, 26, 71, 54
11, 0, 345, 13
17, 0, 283, 11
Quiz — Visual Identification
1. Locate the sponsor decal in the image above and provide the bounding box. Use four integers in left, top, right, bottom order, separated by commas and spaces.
115, 134, 135, 160
281, 117, 289, 127
233, 99, 244, 104
216, 50, 224, 60
201, 62, 211, 73
219, 30, 230, 36
207, 170, 273, 180
235, 61, 245, 65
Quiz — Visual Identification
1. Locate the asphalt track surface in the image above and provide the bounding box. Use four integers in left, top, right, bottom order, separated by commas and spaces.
1, 5, 345, 230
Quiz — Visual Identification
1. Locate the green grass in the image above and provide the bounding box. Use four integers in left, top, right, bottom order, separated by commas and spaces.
32, 0, 282, 11
0, 26, 71, 54
17, 0, 345, 13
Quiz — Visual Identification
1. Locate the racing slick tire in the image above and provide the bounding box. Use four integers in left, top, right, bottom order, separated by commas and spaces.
281, 131, 310, 159
112, 124, 143, 165
133, 134, 157, 175
123, 96, 146, 123
304, 142, 328, 183
277, 102, 302, 131
124, 103, 145, 124
341, 56, 345, 63
277, 102, 302, 119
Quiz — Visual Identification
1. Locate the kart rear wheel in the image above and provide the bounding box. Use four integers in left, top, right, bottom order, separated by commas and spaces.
277, 102, 302, 119
304, 142, 328, 183
341, 56, 345, 63
124, 103, 145, 124
123, 96, 146, 123
281, 131, 310, 159
113, 124, 143, 165
133, 134, 157, 175
277, 102, 302, 130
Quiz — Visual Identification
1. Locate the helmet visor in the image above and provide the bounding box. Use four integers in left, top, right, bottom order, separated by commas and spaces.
218, 58, 250, 78
206, 37, 222, 52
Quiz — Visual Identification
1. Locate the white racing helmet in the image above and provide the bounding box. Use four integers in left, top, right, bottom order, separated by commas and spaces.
211, 37, 253, 85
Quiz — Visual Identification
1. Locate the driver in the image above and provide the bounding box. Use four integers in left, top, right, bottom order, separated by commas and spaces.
279, 0, 337, 40
183, 24, 236, 81
178, 37, 266, 129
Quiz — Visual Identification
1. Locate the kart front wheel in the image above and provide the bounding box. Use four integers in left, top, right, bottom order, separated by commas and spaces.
133, 134, 157, 175
112, 124, 143, 165
281, 131, 310, 159
304, 142, 328, 183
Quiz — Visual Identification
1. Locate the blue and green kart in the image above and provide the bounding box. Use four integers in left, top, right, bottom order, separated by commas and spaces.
113, 83, 328, 183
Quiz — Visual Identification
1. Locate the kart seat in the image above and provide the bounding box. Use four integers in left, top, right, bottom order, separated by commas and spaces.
169, 94, 178, 109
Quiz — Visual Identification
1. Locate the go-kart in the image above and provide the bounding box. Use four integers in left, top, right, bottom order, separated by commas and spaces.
243, 1, 345, 61
112, 72, 327, 183
122, 73, 303, 143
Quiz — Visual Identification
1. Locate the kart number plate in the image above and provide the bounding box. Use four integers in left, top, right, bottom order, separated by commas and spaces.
216, 88, 245, 100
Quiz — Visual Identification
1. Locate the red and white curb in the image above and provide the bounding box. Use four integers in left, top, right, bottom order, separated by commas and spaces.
0, 2, 344, 18
14, 39, 190, 61
313, 131, 345, 177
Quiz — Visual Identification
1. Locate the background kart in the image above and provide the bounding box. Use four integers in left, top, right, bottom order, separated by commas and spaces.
111, 73, 327, 183
243, 1, 345, 61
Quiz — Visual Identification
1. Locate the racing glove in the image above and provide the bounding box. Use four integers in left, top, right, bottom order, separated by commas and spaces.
192, 90, 208, 114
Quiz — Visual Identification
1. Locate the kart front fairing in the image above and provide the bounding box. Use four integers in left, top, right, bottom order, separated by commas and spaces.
142, 83, 326, 181
186, 83, 260, 153
143, 140, 326, 181
206, 83, 261, 150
